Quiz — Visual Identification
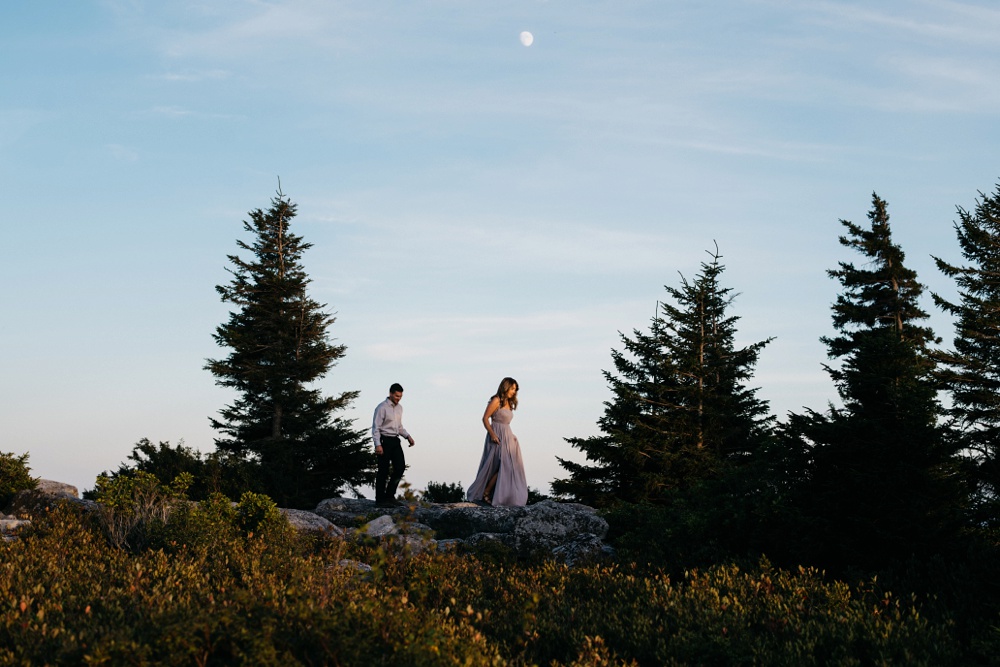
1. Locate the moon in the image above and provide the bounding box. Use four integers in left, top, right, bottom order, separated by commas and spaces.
519, 31, 534, 47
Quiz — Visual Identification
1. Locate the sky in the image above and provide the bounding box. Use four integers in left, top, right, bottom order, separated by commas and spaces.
3, 0, 1000, 499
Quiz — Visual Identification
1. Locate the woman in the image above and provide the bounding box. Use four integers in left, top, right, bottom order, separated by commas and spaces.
466, 377, 528, 507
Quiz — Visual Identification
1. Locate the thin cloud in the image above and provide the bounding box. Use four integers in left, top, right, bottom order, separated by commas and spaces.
159, 69, 231, 82
148, 106, 244, 120
107, 144, 139, 162
810, 0, 1000, 46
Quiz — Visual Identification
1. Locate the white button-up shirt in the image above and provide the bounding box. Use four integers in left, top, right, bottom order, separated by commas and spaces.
372, 397, 410, 449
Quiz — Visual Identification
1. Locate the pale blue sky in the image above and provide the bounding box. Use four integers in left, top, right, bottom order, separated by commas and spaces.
3, 1, 999, 497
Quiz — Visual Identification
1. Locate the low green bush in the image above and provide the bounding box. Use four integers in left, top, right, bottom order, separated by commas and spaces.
0, 450, 37, 509
92, 470, 192, 551
421, 480, 465, 503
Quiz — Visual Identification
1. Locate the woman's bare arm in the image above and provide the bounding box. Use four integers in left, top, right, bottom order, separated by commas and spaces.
482, 396, 501, 443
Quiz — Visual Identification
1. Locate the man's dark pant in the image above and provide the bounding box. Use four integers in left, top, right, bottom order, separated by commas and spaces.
376, 435, 405, 502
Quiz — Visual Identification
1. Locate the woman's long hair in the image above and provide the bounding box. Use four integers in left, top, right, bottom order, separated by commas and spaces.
494, 377, 519, 410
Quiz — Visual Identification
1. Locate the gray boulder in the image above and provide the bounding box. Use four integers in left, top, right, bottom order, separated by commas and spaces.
465, 532, 518, 551
314, 497, 379, 526
551, 533, 616, 567
4, 479, 96, 519
310, 496, 614, 567
362, 514, 399, 538
514, 500, 609, 550
389, 534, 437, 554
425, 505, 528, 539
279, 508, 344, 536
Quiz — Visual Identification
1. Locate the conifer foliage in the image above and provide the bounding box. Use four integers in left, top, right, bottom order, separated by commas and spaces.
933, 182, 1000, 527
206, 189, 371, 508
785, 193, 959, 570
553, 249, 773, 507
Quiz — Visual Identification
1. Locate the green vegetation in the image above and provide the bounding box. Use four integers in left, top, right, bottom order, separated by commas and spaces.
1, 499, 980, 666
0, 450, 37, 509
48, 184, 1000, 663
421, 480, 465, 503
933, 182, 1000, 529
205, 189, 372, 509
554, 247, 773, 507
89, 438, 261, 502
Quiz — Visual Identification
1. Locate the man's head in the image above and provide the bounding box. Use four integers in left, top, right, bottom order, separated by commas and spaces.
389, 383, 404, 404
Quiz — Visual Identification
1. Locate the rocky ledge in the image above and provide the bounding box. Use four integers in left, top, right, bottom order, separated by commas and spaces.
2, 482, 615, 567
313, 497, 614, 566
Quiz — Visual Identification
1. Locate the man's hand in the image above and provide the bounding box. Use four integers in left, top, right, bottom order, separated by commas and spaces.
375, 445, 384, 455
407, 436, 415, 448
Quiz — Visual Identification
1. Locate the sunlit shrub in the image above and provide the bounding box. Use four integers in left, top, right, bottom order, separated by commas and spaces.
92, 470, 192, 551
0, 505, 977, 665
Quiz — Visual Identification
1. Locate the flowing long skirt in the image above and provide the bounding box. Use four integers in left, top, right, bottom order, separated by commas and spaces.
467, 414, 528, 507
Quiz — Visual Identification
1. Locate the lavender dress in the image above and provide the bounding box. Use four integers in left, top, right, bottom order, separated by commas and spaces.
466, 407, 528, 507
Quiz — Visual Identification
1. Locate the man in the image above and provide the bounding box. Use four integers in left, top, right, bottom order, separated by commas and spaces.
371, 383, 415, 507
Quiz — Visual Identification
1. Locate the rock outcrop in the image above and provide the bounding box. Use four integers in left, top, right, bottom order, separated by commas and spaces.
3, 479, 96, 520
2, 479, 98, 541
279, 508, 344, 537
2, 479, 615, 566
314, 498, 614, 566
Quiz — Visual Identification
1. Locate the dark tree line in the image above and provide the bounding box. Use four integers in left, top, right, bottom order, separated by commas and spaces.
100, 180, 1000, 588
555, 187, 1000, 582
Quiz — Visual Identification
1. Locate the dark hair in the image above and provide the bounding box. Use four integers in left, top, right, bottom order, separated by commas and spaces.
494, 377, 519, 410
389, 383, 404, 394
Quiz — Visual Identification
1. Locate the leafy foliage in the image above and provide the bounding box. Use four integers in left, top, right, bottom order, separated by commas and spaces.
89, 438, 257, 502
0, 450, 37, 509
206, 190, 373, 508
421, 480, 465, 503
92, 470, 192, 551
0, 505, 979, 666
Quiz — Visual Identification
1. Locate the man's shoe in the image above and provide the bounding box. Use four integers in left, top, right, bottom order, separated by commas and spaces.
392, 499, 406, 507
375, 500, 395, 508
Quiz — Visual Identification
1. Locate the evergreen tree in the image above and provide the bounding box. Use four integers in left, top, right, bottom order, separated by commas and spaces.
553, 248, 773, 507
785, 193, 960, 571
206, 189, 372, 508
933, 182, 1000, 528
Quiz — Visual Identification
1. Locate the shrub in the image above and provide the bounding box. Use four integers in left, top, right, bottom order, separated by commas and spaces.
527, 486, 550, 504
422, 480, 465, 503
0, 450, 37, 509
87, 438, 263, 502
92, 470, 192, 551
0, 505, 977, 665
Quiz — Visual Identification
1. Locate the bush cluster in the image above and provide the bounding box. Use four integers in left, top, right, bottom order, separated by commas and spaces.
0, 497, 979, 665
421, 481, 465, 503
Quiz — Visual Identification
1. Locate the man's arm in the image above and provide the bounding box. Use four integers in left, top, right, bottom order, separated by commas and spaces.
372, 402, 386, 452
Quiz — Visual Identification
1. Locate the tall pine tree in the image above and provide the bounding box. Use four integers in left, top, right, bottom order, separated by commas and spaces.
206, 189, 372, 508
553, 248, 773, 507
933, 182, 1000, 529
785, 193, 960, 571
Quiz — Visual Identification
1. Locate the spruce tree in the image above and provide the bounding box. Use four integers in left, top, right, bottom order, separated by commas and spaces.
553, 249, 773, 507
206, 189, 372, 508
785, 193, 959, 570
933, 182, 1000, 528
